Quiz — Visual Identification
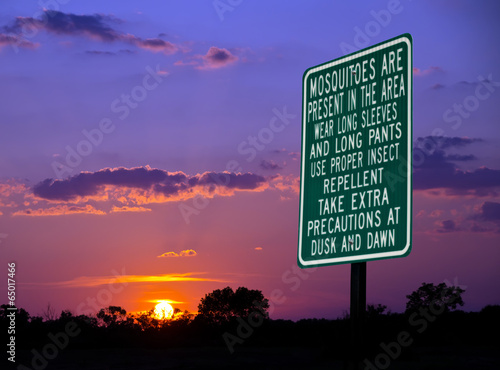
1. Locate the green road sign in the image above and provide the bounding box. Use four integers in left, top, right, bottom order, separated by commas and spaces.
298, 34, 413, 268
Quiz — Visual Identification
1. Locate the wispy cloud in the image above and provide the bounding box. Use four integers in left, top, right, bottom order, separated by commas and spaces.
85, 49, 135, 56
145, 299, 185, 304
415, 136, 482, 149
413, 66, 443, 77
22, 272, 225, 288
4, 10, 177, 54
260, 159, 282, 171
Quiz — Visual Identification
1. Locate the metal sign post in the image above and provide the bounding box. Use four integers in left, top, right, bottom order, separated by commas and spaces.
350, 262, 366, 368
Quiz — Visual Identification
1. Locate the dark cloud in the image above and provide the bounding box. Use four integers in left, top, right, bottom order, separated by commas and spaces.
128, 37, 177, 53
470, 223, 493, 233
199, 46, 238, 69
415, 149, 455, 170
34, 167, 169, 201
118, 49, 135, 55
33, 167, 267, 201
413, 137, 499, 196
436, 220, 457, 233
414, 162, 500, 196
434, 217, 497, 234
7, 11, 119, 41
415, 136, 482, 150
196, 172, 266, 190
4, 10, 177, 54
437, 202, 500, 234
135, 38, 170, 49
271, 149, 287, 154
473, 202, 500, 222
174, 46, 239, 70
208, 48, 231, 62
429, 78, 498, 91
445, 154, 476, 162
260, 159, 282, 170
85, 49, 136, 56
85, 50, 116, 56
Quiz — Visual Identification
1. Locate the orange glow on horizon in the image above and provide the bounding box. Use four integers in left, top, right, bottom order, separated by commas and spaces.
21, 272, 228, 288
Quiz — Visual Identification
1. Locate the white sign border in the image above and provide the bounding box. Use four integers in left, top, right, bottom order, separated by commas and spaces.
298, 34, 412, 267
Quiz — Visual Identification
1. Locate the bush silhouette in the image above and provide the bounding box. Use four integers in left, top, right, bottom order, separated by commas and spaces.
197, 286, 269, 325
406, 282, 465, 313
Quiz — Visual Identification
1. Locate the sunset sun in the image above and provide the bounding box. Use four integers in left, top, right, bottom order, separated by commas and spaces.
154, 301, 174, 320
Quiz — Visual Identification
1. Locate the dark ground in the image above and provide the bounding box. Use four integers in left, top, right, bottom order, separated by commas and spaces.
5, 306, 500, 369
12, 345, 500, 370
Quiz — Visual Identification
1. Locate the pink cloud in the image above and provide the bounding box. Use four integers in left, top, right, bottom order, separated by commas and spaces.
0, 180, 30, 209
270, 174, 300, 198
175, 46, 241, 70
413, 66, 443, 77
126, 35, 178, 54
0, 33, 39, 50
197, 46, 238, 70
416, 210, 426, 218
430, 209, 444, 218
174, 59, 198, 67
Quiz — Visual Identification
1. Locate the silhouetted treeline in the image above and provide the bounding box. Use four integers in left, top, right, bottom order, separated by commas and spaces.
4, 283, 500, 368
3, 304, 500, 354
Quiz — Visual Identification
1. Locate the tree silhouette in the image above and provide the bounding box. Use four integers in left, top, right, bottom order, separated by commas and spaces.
42, 302, 57, 321
97, 305, 128, 327
1, 304, 30, 326
197, 286, 269, 324
406, 282, 465, 312
366, 303, 389, 319
133, 309, 160, 330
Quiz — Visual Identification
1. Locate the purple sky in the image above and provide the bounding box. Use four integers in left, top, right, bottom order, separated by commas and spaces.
1, 0, 499, 320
